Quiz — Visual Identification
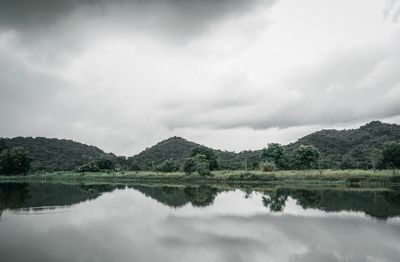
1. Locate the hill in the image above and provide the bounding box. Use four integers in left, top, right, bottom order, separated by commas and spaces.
0, 137, 116, 171
128, 121, 400, 170
126, 136, 261, 170
285, 121, 400, 168
127, 136, 201, 170
1, 120, 399, 172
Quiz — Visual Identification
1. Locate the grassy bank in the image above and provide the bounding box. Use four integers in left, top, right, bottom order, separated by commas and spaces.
0, 169, 400, 186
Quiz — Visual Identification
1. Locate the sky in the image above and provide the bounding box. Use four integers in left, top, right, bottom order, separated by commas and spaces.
1, 0, 400, 156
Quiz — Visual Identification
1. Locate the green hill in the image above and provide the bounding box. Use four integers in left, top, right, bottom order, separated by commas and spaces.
1, 121, 399, 172
128, 121, 400, 170
285, 121, 400, 168
127, 136, 201, 170
0, 137, 116, 171
126, 136, 261, 170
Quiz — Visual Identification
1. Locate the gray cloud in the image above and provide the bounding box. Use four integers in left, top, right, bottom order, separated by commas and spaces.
160, 34, 400, 130
0, 0, 276, 69
0, 52, 66, 135
0, 0, 274, 41
1, 0, 400, 154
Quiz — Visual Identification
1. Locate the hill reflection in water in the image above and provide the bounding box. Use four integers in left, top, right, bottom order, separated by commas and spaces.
1, 182, 400, 219
1, 182, 400, 262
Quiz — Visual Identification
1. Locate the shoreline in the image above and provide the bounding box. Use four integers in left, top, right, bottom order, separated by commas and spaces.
0, 169, 400, 187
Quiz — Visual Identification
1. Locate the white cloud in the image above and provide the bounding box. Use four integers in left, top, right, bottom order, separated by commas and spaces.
384, 0, 400, 22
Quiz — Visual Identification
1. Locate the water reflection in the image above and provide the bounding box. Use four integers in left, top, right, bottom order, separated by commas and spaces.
134, 184, 400, 219
261, 187, 400, 219
132, 185, 219, 207
0, 182, 400, 262
1, 183, 400, 219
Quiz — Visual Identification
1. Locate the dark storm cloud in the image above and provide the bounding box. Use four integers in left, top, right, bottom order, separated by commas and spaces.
1, 0, 399, 154
0, 0, 273, 39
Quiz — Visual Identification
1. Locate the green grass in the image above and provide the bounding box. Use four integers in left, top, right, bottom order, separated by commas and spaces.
0, 169, 400, 186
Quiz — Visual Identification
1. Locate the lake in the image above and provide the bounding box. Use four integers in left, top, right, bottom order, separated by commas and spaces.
1, 182, 400, 262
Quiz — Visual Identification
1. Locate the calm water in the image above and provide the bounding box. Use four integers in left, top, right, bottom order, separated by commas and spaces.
1, 182, 400, 262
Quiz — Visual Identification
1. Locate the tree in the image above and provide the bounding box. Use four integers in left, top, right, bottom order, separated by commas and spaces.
96, 159, 114, 170
191, 146, 218, 170
183, 157, 196, 174
261, 143, 288, 169
262, 191, 288, 212
381, 142, 400, 168
0, 139, 7, 152
183, 154, 211, 176
155, 159, 180, 172
116, 156, 128, 170
293, 145, 320, 169
0, 147, 31, 175
183, 186, 218, 207
367, 148, 382, 169
129, 164, 141, 171
340, 154, 355, 169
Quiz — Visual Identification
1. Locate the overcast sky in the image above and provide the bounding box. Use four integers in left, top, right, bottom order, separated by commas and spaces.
1, 0, 400, 155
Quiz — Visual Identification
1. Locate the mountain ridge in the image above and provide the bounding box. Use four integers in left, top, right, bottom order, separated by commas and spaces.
1, 120, 400, 170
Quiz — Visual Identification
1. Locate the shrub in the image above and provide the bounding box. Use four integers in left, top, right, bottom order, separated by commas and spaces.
259, 161, 277, 172
75, 161, 100, 172
155, 159, 180, 172
75, 158, 116, 172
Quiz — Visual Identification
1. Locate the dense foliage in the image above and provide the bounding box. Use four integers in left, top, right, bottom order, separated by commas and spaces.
1, 121, 399, 173
190, 146, 218, 170
381, 142, 400, 168
76, 159, 116, 172
155, 159, 180, 172
127, 136, 199, 171
285, 121, 400, 169
261, 143, 288, 169
259, 161, 277, 172
0, 147, 31, 175
292, 145, 320, 169
0, 137, 116, 171
183, 154, 211, 176
143, 121, 400, 171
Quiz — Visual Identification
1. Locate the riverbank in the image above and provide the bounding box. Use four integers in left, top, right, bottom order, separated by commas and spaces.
0, 169, 399, 186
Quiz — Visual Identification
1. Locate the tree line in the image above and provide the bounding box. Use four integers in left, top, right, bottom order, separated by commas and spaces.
1, 141, 400, 176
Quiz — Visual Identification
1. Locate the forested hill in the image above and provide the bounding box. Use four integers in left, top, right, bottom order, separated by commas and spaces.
127, 136, 261, 170
1, 121, 399, 171
0, 137, 116, 171
285, 121, 400, 168
127, 121, 400, 170
127, 136, 200, 170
